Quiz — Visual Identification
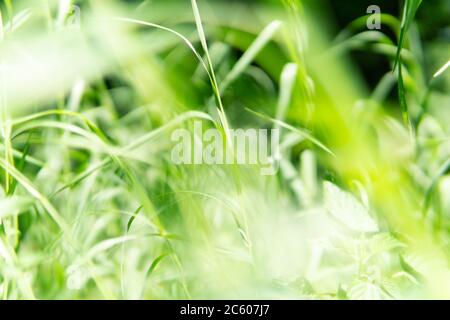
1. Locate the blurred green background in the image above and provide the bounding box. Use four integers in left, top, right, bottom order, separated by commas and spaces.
0, 0, 449, 299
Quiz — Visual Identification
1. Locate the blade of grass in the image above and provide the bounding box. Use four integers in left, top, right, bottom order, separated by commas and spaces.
12, 109, 107, 141
0, 158, 71, 235
394, 0, 423, 71
4, 9, 31, 33
1, 115, 14, 195
433, 60, 450, 78
126, 205, 143, 232
80, 235, 139, 263
423, 159, 450, 216
393, 0, 422, 132
146, 252, 171, 277
246, 108, 334, 156
221, 20, 282, 91
397, 62, 412, 134
0, 144, 44, 167
191, 0, 246, 194
275, 63, 298, 124
114, 17, 213, 87
50, 111, 213, 198
0, 196, 34, 219
9, 133, 32, 195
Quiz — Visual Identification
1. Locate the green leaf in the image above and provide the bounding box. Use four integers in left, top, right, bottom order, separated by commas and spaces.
323, 181, 378, 233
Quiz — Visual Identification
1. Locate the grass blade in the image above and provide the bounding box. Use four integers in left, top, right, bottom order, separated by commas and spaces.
394, 0, 422, 70
221, 20, 282, 91
246, 108, 334, 155
276, 63, 298, 124
397, 63, 410, 127
0, 158, 70, 234
433, 60, 450, 78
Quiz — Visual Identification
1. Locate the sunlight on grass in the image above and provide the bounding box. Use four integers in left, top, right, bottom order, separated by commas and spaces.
0, 0, 449, 300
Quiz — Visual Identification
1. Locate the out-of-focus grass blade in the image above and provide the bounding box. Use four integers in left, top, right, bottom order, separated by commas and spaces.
397, 63, 410, 127
193, 42, 229, 80
127, 205, 143, 232
50, 111, 214, 198
0, 236, 35, 298
330, 31, 395, 54
50, 160, 110, 198
0, 196, 34, 219
12, 109, 105, 140
221, 20, 282, 91
138, 252, 171, 298
0, 10, 3, 40
80, 235, 139, 263
0, 145, 44, 167
114, 17, 212, 82
276, 63, 298, 124
423, 159, 450, 216
333, 14, 401, 44
146, 253, 171, 276
13, 121, 106, 150
433, 60, 450, 78
0, 158, 70, 234
1, 115, 15, 195
4, 9, 32, 33
372, 72, 397, 102
0, 236, 14, 264
56, 0, 72, 28
126, 111, 213, 151
246, 108, 334, 155
399, 254, 424, 283
9, 133, 31, 194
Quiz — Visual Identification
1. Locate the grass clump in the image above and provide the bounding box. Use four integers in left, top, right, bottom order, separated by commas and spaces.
0, 0, 449, 299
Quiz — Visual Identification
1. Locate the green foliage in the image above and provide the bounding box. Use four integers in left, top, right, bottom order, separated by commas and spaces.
0, 0, 448, 300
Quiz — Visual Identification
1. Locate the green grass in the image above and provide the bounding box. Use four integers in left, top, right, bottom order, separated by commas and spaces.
0, 0, 449, 299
